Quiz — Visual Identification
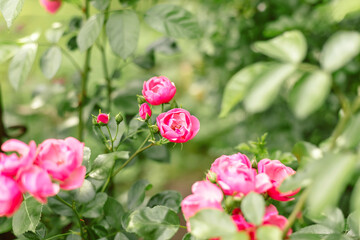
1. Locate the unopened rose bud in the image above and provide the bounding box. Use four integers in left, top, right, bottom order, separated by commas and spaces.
206, 170, 217, 184
97, 113, 109, 125
139, 103, 152, 120
150, 125, 159, 134
137, 95, 146, 104
92, 116, 98, 125
115, 112, 123, 124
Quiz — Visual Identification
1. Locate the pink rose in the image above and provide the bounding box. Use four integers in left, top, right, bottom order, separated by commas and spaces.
0, 174, 23, 217
181, 181, 223, 220
257, 159, 299, 201
139, 103, 152, 120
39, 0, 62, 14
0, 139, 36, 178
18, 166, 59, 203
142, 76, 176, 105
209, 153, 272, 197
35, 137, 86, 190
97, 113, 109, 124
156, 108, 200, 143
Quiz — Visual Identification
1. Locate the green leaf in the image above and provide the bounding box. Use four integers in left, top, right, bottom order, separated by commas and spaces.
90, 0, 110, 11
106, 10, 140, 59
0, 0, 24, 28
73, 179, 96, 204
244, 63, 296, 113
89, 151, 129, 180
0, 217, 12, 234
144, 4, 200, 39
351, 179, 360, 215
77, 14, 104, 52
114, 232, 130, 240
307, 153, 356, 218
147, 190, 182, 213
292, 141, 323, 165
347, 212, 360, 237
257, 226, 282, 240
311, 208, 345, 233
40, 46, 62, 79
45, 27, 64, 44
82, 146, 91, 171
320, 31, 360, 73
252, 30, 307, 64
125, 206, 179, 240
182, 233, 198, 240
0, 44, 19, 63
104, 197, 125, 230
12, 197, 43, 236
82, 192, 108, 218
289, 70, 331, 119
127, 179, 152, 211
8, 43, 37, 90
220, 62, 270, 117
337, 113, 360, 149
189, 209, 237, 239
48, 192, 74, 217
145, 145, 170, 163
241, 192, 265, 226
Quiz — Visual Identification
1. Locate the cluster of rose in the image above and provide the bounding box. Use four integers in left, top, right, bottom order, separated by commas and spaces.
181, 153, 299, 239
0, 137, 85, 217
96, 76, 200, 144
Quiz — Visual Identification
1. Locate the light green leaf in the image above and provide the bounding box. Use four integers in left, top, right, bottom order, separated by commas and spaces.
320, 31, 360, 72
347, 212, 360, 237
114, 232, 130, 240
125, 206, 179, 240
147, 190, 182, 213
220, 62, 270, 117
0, 44, 19, 63
252, 30, 307, 63
127, 179, 152, 211
12, 197, 43, 236
337, 113, 360, 149
0, 0, 24, 28
82, 192, 108, 218
189, 209, 237, 239
292, 141, 323, 164
291, 224, 336, 240
90, 0, 110, 11
73, 179, 96, 204
40, 46, 62, 79
289, 70, 331, 119
8, 43, 37, 90
77, 14, 104, 52
241, 192, 265, 226
257, 226, 282, 240
106, 10, 140, 59
244, 63, 296, 113
88, 151, 129, 180
307, 153, 356, 218
144, 4, 200, 39
82, 146, 91, 171
351, 179, 360, 215
311, 208, 345, 233
45, 26, 64, 44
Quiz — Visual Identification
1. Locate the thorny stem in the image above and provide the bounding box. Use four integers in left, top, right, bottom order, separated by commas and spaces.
112, 133, 153, 177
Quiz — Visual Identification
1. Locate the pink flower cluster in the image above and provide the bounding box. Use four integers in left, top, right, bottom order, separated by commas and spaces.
0, 137, 85, 217
181, 153, 299, 239
141, 76, 200, 143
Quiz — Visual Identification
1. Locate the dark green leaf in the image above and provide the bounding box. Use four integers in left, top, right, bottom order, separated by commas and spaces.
125, 206, 179, 240
104, 197, 125, 230
289, 71, 331, 119
291, 224, 335, 239
12, 197, 43, 236
73, 179, 96, 204
189, 209, 237, 239
67, 36, 78, 51
220, 62, 270, 117
90, 0, 110, 11
144, 145, 170, 163
134, 50, 155, 70
320, 31, 360, 73
0, 44, 19, 63
23, 231, 40, 240
144, 4, 200, 39
89, 151, 129, 180
0, 217, 12, 234
8, 43, 37, 90
244, 63, 296, 113
127, 179, 152, 211
40, 46, 62, 79
257, 226, 282, 240
77, 14, 104, 52
252, 30, 307, 63
48, 192, 74, 217
147, 37, 180, 55
0, 0, 24, 28
241, 192, 265, 226
106, 10, 140, 59
147, 190, 182, 213
182, 233, 198, 240
82, 192, 108, 218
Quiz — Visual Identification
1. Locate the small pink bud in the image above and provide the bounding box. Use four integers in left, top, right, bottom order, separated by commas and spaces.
39, 0, 62, 14
139, 103, 152, 120
97, 113, 109, 124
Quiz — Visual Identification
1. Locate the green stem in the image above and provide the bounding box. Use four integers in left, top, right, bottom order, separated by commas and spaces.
44, 232, 78, 240
282, 188, 310, 239
106, 125, 114, 151
0, 83, 8, 145
112, 134, 153, 177
97, 126, 110, 150
60, 47, 83, 74
78, 0, 93, 142
55, 195, 85, 240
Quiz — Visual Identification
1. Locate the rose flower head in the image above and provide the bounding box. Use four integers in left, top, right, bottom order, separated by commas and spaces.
142, 76, 176, 105
39, 0, 62, 14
